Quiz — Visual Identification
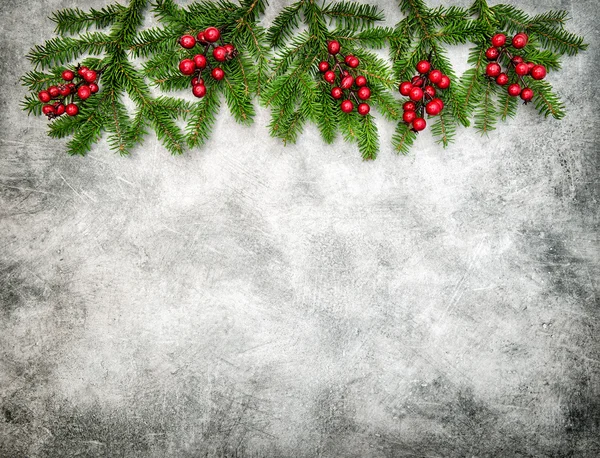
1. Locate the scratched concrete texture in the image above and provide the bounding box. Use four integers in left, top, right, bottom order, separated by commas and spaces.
1, 0, 599, 456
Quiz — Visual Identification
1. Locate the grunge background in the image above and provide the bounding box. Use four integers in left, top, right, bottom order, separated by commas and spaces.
1, 0, 599, 456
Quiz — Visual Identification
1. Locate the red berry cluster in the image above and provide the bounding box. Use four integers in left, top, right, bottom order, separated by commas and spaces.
319, 40, 372, 116
485, 33, 547, 103
37, 66, 101, 119
398, 60, 449, 132
178, 27, 237, 98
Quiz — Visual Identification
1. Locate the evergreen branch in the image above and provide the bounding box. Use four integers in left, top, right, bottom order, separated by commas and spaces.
335, 26, 393, 49
529, 10, 569, 28
220, 59, 255, 124
65, 95, 107, 155
520, 47, 562, 71
50, 5, 125, 36
392, 122, 417, 155
369, 82, 401, 121
186, 88, 221, 148
26, 33, 113, 68
20, 69, 65, 92
430, 109, 456, 146
473, 79, 497, 134
266, 1, 304, 48
497, 88, 517, 121
130, 27, 182, 57
528, 79, 565, 119
529, 24, 587, 56
103, 89, 133, 155
47, 113, 82, 139
111, 0, 148, 45
356, 114, 378, 160
315, 81, 338, 143
20, 94, 43, 116
456, 46, 486, 120
322, 1, 384, 30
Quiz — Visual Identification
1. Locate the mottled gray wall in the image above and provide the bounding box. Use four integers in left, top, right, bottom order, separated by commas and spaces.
1, 0, 599, 456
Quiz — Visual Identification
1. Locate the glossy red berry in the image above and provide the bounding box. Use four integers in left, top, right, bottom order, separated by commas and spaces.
42, 105, 55, 116
491, 33, 506, 47
410, 76, 423, 87
355, 76, 367, 87
527, 62, 535, 73
213, 47, 227, 62
77, 66, 89, 76
508, 83, 521, 97
348, 56, 360, 68
77, 85, 91, 100
531, 65, 547, 80
403, 110, 417, 124
56, 86, 68, 97
486, 62, 502, 77
65, 103, 79, 116
327, 40, 341, 55
192, 84, 207, 98
196, 32, 207, 43
341, 75, 354, 89
324, 71, 336, 84
357, 103, 370, 116
424, 85, 436, 98
54, 103, 65, 116
515, 63, 529, 76
428, 70, 442, 84
61, 70, 75, 81
331, 87, 343, 99
224, 44, 235, 55
204, 27, 220, 43
409, 87, 424, 102
180, 35, 197, 49
403, 101, 416, 112
412, 118, 427, 131
425, 100, 442, 116
89, 83, 99, 93
319, 61, 330, 72
191, 77, 198, 86
179, 59, 196, 76
485, 47, 499, 60
340, 99, 354, 113
194, 54, 207, 69
520, 87, 534, 101
357, 87, 371, 100
399, 82, 413, 96
512, 33, 528, 49
211, 67, 225, 80
38, 90, 51, 103
344, 55, 354, 65
431, 98, 444, 110
83, 70, 97, 83
48, 86, 60, 98
495, 73, 509, 86
512, 56, 524, 64
437, 75, 450, 89
416, 60, 431, 74
67, 83, 76, 92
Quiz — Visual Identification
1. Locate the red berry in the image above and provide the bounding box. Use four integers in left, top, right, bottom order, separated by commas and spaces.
327, 40, 341, 55
515, 63, 529, 76
65, 103, 78, 116
486, 62, 502, 77
38, 90, 51, 103
319, 61, 330, 72
340, 99, 354, 113
180, 35, 196, 49
42, 105, 55, 116
399, 81, 413, 96
507, 83, 521, 97
192, 84, 207, 98
412, 118, 427, 131
191, 77, 198, 86
225, 44, 235, 55
77, 85, 91, 100
527, 62, 535, 73
179, 59, 196, 75
495, 73, 509, 86
357, 103, 370, 116
67, 83, 76, 92
48, 86, 60, 98
355, 76, 367, 87
416, 60, 431, 74
531, 65, 546, 80
403, 110, 417, 123
491, 33, 506, 47
54, 103, 65, 116
409, 87, 424, 102
213, 46, 227, 62
520, 87, 534, 101
77, 66, 89, 76
197, 78, 205, 85
357, 87, 371, 100
324, 71, 336, 84
512, 56, 524, 64
348, 56, 360, 68
62, 70, 75, 81
411, 76, 424, 87
331, 87, 343, 99
204, 27, 220, 43
89, 83, 99, 93
432, 98, 444, 110
403, 101, 416, 112
428, 70, 443, 84
194, 54, 207, 69
424, 85, 436, 98
341, 75, 354, 89
437, 75, 450, 89
196, 32, 207, 43
344, 55, 354, 65
485, 47, 499, 60
59, 85, 71, 97
425, 100, 442, 116
512, 33, 528, 49
83, 70, 97, 83
211, 67, 225, 80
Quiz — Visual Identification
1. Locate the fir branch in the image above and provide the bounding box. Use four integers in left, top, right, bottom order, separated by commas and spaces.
528, 79, 565, 119
356, 114, 378, 160
322, 1, 384, 30
392, 122, 417, 155
473, 79, 497, 134
497, 89, 517, 121
266, 1, 304, 48
50, 5, 125, 36
430, 109, 456, 146
186, 88, 221, 148
26, 33, 114, 69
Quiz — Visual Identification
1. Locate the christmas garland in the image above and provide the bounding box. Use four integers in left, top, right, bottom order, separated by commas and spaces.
22, 0, 586, 159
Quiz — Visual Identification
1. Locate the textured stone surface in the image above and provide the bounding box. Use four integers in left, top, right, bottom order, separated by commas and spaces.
1, 0, 599, 456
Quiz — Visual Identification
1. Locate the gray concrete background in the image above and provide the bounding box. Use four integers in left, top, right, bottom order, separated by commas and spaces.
1, 0, 599, 456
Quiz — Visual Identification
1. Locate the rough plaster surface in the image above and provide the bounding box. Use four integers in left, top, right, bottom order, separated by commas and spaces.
1, 0, 599, 456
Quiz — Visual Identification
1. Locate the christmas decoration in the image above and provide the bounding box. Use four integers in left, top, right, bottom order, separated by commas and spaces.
21, 0, 586, 159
